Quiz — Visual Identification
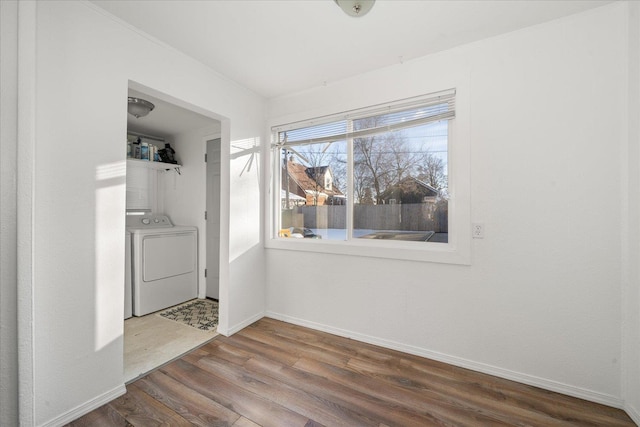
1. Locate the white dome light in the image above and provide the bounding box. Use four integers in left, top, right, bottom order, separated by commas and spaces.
334, 0, 375, 17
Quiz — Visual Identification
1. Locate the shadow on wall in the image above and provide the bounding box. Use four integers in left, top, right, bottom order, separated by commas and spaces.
228, 242, 264, 329
229, 137, 262, 262
231, 137, 261, 179
94, 160, 127, 351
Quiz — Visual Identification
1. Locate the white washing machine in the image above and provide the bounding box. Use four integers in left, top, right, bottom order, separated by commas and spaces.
126, 214, 198, 316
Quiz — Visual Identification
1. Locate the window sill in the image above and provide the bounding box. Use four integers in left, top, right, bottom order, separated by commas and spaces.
265, 237, 470, 265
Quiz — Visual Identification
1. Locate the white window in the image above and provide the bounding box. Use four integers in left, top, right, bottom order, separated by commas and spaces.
270, 89, 470, 264
324, 172, 332, 191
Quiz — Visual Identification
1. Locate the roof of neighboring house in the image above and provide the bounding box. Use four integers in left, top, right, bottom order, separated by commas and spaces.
286, 161, 344, 196
409, 177, 439, 196
280, 189, 306, 201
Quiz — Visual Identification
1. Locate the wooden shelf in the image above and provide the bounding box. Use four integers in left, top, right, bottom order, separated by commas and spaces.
127, 159, 181, 171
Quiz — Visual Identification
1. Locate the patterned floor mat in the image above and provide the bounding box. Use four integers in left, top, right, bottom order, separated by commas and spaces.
157, 299, 219, 332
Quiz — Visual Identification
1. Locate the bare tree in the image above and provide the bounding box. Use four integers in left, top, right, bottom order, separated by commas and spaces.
353, 117, 398, 204
418, 155, 447, 191
353, 158, 373, 204
360, 187, 375, 205
325, 143, 347, 195
353, 117, 448, 204
388, 134, 432, 185
287, 117, 448, 206
297, 144, 327, 206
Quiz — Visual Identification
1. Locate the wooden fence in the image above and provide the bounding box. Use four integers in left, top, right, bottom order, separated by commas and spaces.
281, 202, 448, 232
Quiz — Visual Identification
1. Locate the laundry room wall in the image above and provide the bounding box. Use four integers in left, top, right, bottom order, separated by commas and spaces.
19, 1, 265, 425
624, 1, 640, 421
0, 1, 19, 426
163, 124, 222, 299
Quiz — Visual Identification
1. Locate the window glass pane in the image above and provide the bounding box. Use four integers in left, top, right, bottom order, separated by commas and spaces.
353, 119, 448, 243
279, 140, 348, 240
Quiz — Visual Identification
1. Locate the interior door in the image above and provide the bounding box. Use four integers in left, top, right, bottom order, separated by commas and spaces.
206, 138, 221, 299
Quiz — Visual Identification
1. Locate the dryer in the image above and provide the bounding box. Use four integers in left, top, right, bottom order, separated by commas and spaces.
127, 214, 198, 316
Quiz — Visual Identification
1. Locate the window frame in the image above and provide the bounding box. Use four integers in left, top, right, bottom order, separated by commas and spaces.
266, 89, 470, 265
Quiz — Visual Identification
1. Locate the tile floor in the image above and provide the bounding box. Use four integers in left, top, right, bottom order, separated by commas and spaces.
124, 313, 218, 383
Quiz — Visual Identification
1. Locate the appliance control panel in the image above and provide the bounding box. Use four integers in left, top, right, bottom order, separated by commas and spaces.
126, 214, 173, 228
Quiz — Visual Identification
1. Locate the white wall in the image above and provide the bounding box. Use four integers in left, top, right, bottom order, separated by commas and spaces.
266, 2, 631, 408
228, 136, 265, 332
624, 1, 640, 422
18, 1, 265, 425
1, 1, 19, 426
163, 125, 265, 327
9, 0, 637, 424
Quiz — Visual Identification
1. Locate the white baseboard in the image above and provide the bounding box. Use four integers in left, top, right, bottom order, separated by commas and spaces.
40, 383, 126, 427
266, 311, 625, 410
220, 311, 264, 336
624, 402, 640, 426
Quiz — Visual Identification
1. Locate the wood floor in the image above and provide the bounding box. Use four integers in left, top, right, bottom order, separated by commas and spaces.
69, 318, 636, 427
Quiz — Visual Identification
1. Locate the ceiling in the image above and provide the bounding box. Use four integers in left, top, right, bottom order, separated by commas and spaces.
127, 89, 220, 138
94, 0, 613, 99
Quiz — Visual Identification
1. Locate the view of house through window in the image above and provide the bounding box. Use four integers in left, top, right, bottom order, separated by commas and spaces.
275, 90, 454, 243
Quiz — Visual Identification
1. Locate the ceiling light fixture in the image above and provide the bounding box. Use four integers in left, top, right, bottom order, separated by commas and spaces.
334, 0, 375, 17
127, 97, 155, 118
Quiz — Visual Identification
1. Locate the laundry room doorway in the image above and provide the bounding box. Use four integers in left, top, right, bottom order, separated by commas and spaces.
206, 138, 221, 300
123, 82, 226, 383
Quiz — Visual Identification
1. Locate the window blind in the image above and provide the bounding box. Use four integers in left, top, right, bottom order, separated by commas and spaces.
272, 89, 455, 148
